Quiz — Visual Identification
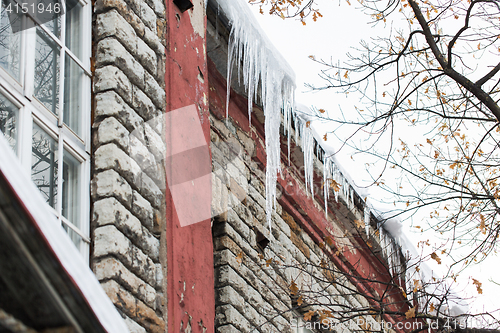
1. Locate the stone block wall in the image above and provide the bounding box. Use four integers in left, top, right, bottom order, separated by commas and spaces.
91, 0, 167, 330
211, 114, 380, 333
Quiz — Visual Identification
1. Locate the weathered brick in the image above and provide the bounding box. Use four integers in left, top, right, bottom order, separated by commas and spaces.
131, 85, 155, 119
129, 135, 157, 178
132, 190, 154, 227
94, 257, 156, 308
144, 71, 165, 109
92, 169, 133, 206
96, 38, 145, 90
95, 91, 144, 134
139, 1, 156, 30
95, 143, 142, 186
93, 197, 160, 262
95, 117, 130, 151
94, 225, 157, 285
94, 66, 133, 103
96, 9, 137, 50
215, 305, 252, 333
100, 280, 165, 333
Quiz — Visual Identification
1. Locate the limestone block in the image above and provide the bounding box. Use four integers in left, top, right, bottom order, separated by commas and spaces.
216, 324, 240, 333
236, 129, 255, 157
229, 177, 247, 205
94, 257, 156, 308
100, 279, 165, 333
139, 1, 156, 31
132, 190, 154, 227
95, 0, 145, 35
245, 196, 266, 226
139, 172, 163, 209
211, 117, 231, 139
94, 144, 142, 186
144, 122, 165, 161
93, 197, 160, 262
226, 209, 253, 245
226, 162, 247, 190
92, 169, 133, 206
129, 135, 157, 177
131, 85, 155, 120
143, 26, 165, 56
144, 0, 164, 17
94, 66, 133, 103
95, 91, 144, 135
96, 9, 137, 51
216, 286, 266, 329
144, 71, 165, 109
94, 225, 157, 285
248, 184, 266, 210
95, 117, 130, 151
96, 38, 145, 90
215, 305, 252, 332
155, 263, 163, 290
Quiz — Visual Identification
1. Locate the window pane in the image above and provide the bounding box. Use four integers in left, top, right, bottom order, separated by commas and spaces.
38, 0, 61, 38
65, 1, 82, 59
62, 150, 80, 225
0, 0, 21, 80
63, 54, 84, 135
35, 27, 60, 115
62, 223, 82, 249
31, 123, 58, 208
0, 92, 18, 151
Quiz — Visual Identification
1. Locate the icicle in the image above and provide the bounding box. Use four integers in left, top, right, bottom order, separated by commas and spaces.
296, 117, 314, 197
218, 0, 296, 230
364, 201, 370, 236
323, 156, 331, 219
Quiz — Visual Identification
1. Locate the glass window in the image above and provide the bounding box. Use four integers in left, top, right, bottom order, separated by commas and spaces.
0, 92, 18, 151
31, 123, 58, 208
0, 0, 90, 259
34, 27, 60, 115
0, 0, 22, 80
37, 0, 61, 38
65, 2, 82, 59
62, 150, 80, 223
62, 150, 81, 248
63, 54, 84, 135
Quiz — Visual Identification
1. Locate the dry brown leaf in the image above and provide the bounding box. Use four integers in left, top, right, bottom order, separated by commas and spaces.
430, 252, 442, 264
236, 252, 244, 264
304, 310, 315, 321
405, 307, 416, 319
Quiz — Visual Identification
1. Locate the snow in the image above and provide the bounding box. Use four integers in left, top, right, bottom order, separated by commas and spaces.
0, 134, 129, 333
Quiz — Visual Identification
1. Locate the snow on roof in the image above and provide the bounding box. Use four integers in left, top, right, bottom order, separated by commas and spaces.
0, 133, 129, 333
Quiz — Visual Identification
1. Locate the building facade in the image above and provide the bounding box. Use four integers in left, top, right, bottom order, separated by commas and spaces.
0, 0, 411, 332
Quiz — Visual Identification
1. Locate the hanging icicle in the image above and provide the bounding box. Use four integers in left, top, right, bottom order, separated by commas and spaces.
217, 0, 296, 230
364, 199, 371, 236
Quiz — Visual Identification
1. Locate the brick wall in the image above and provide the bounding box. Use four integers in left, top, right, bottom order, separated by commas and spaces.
211, 111, 387, 332
91, 0, 167, 330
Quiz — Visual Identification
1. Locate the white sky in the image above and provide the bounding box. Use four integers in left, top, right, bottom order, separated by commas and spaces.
243, 0, 500, 321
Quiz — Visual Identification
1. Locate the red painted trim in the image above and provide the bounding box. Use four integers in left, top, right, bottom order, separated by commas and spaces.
165, 2, 215, 333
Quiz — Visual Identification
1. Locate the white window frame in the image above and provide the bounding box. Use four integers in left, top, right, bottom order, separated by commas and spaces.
0, 0, 91, 261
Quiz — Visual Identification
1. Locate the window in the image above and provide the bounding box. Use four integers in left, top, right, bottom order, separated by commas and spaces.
0, 0, 91, 260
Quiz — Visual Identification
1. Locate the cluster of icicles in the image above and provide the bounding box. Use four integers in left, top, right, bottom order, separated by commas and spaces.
217, 0, 372, 234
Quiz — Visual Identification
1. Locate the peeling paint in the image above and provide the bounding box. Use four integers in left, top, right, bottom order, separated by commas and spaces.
187, 0, 205, 38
